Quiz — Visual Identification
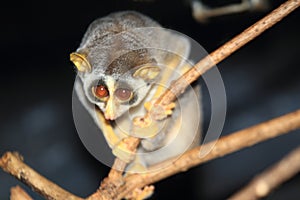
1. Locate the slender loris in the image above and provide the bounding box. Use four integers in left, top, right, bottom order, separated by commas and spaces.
71, 11, 201, 171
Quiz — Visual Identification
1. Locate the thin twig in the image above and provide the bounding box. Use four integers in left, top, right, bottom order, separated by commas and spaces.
107, 159, 126, 179
144, 0, 300, 121
107, 137, 140, 180
2, 109, 300, 200
94, 0, 300, 199
116, 109, 300, 199
95, 137, 140, 200
103, 0, 300, 195
0, 152, 83, 200
1, 1, 299, 200
1, 109, 300, 200
229, 146, 300, 200
10, 186, 33, 200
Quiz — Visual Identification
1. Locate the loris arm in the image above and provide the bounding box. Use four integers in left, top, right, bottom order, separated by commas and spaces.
133, 35, 193, 150
75, 80, 131, 160
73, 30, 192, 163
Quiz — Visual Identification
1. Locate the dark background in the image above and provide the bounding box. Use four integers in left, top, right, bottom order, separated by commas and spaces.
0, 0, 300, 199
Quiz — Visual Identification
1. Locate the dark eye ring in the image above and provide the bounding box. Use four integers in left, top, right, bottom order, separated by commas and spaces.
115, 88, 133, 101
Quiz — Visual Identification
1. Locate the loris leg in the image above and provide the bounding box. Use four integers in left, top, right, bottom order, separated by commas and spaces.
125, 185, 155, 200
76, 80, 134, 162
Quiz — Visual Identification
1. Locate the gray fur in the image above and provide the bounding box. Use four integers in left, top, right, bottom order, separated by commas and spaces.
73, 11, 201, 168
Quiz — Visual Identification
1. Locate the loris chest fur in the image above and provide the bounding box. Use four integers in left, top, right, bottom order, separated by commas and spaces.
71, 11, 201, 170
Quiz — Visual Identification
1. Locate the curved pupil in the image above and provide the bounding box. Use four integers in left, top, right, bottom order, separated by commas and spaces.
115, 88, 132, 101
95, 85, 109, 98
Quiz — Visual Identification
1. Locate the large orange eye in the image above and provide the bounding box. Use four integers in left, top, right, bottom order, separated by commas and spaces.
94, 85, 109, 99
115, 88, 133, 101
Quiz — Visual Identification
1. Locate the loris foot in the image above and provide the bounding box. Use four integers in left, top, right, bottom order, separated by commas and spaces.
144, 100, 176, 120
126, 185, 155, 200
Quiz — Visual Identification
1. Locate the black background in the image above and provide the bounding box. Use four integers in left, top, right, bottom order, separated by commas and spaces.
0, 0, 300, 199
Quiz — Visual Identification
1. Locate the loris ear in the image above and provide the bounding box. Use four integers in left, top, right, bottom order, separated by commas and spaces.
70, 52, 92, 73
133, 65, 161, 81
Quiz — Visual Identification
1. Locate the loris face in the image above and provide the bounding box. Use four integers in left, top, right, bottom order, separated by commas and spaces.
81, 71, 153, 120
70, 11, 164, 121
71, 49, 161, 120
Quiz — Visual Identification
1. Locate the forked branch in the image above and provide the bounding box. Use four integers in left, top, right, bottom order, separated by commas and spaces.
1, 109, 300, 200
115, 109, 300, 199
0, 0, 299, 199
106, 0, 300, 191
0, 152, 83, 200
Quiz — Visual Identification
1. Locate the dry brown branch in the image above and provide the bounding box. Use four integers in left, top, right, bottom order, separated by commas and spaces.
103, 0, 300, 197
103, 0, 300, 195
1, 1, 300, 200
10, 186, 33, 200
0, 110, 300, 200
229, 146, 300, 200
115, 109, 300, 199
0, 152, 83, 200
107, 159, 126, 180
2, 109, 299, 200
107, 137, 140, 179
96, 137, 141, 200
143, 0, 300, 121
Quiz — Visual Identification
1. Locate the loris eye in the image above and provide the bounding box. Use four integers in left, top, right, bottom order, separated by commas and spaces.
93, 85, 109, 100
115, 88, 133, 101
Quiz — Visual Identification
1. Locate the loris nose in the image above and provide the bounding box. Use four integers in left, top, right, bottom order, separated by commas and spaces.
104, 112, 116, 120
104, 99, 116, 120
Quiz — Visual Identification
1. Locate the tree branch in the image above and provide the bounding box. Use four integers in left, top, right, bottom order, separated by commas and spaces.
1, 110, 300, 200
229, 146, 300, 200
1, 0, 299, 200
108, 0, 300, 198
107, 137, 140, 179
103, 1, 300, 196
152, 0, 300, 109
116, 109, 300, 199
0, 152, 83, 200
10, 186, 33, 200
